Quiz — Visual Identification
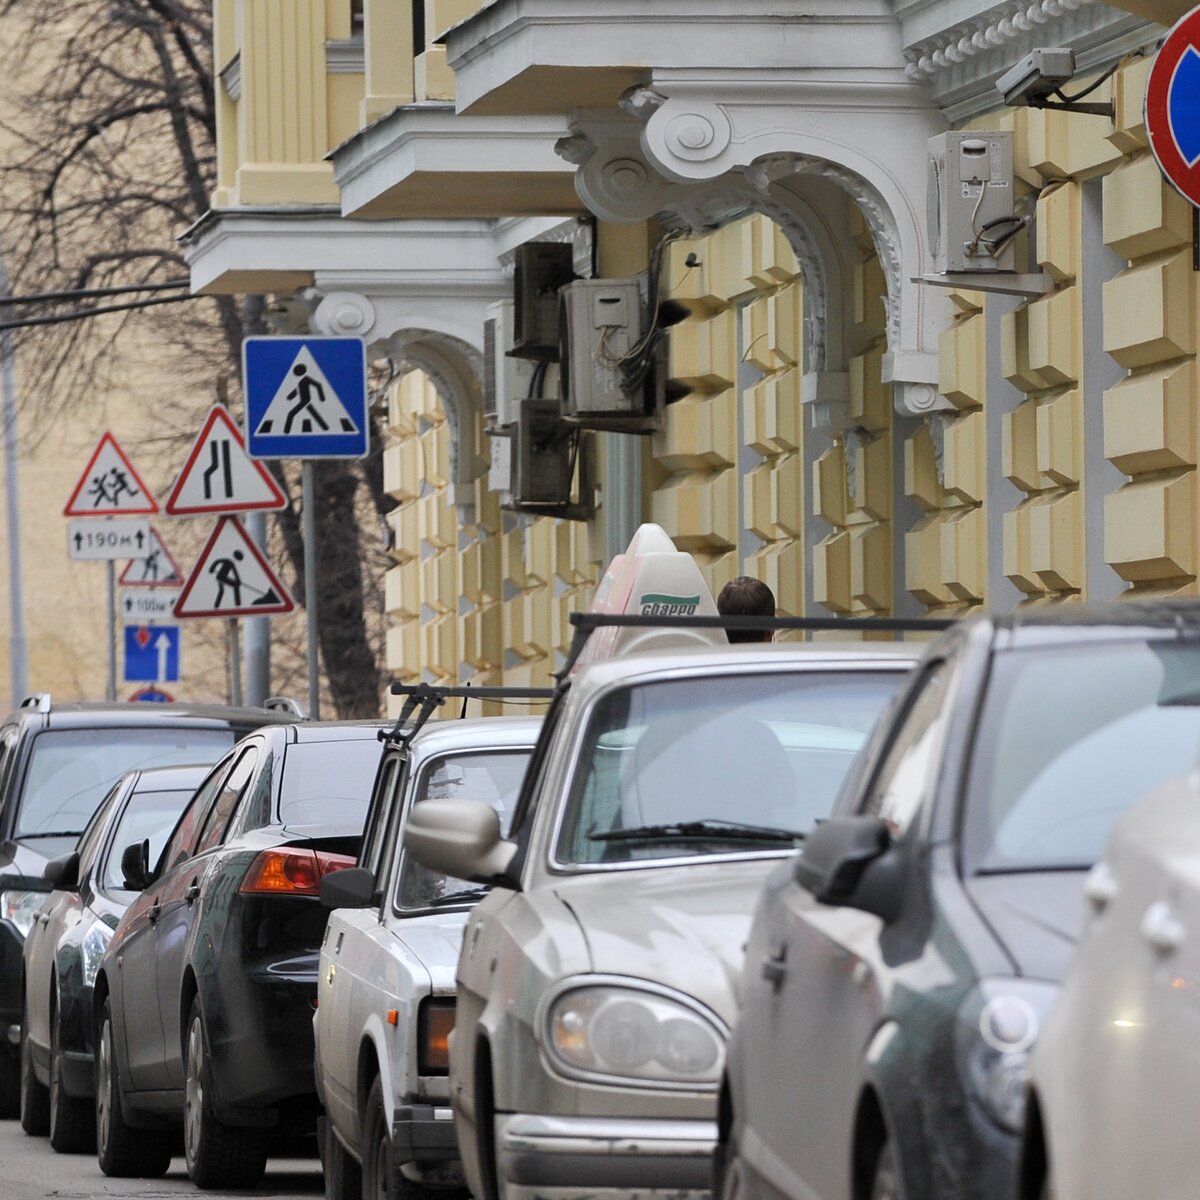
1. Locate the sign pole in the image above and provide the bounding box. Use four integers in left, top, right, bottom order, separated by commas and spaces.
106, 561, 116, 701
302, 460, 320, 719
228, 619, 242, 707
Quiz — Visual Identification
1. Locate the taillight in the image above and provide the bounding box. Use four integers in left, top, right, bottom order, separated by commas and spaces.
239, 849, 356, 896
418, 998, 455, 1075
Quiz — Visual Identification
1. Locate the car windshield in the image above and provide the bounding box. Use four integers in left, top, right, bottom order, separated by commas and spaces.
964, 639, 1200, 872
16, 728, 235, 838
396, 750, 531, 909
277, 739, 383, 828
556, 670, 905, 866
101, 786, 199, 894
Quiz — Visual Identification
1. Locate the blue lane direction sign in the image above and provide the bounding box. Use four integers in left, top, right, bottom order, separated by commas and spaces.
243, 337, 368, 460
123, 624, 181, 684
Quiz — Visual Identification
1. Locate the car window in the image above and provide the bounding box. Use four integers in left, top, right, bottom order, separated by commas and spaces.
227, 754, 274, 838
14, 727, 237, 838
556, 670, 905, 867
0, 726, 18, 816
861, 662, 950, 836
101, 786, 199, 894
360, 753, 403, 879
275, 738, 381, 829
76, 783, 123, 874
395, 750, 531, 910
508, 689, 567, 840
195, 747, 259, 854
964, 639, 1200, 872
161, 761, 231, 872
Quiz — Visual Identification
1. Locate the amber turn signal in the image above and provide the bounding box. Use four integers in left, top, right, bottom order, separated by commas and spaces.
418, 999, 455, 1075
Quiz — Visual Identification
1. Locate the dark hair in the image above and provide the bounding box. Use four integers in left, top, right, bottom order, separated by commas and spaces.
716, 576, 776, 644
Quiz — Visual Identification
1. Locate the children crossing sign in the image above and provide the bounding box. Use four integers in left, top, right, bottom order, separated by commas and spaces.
174, 516, 295, 619
243, 337, 368, 460
64, 433, 159, 516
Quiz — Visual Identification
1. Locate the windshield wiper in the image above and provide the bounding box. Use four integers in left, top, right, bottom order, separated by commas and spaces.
589, 819, 805, 844
17, 830, 82, 840
426, 887, 490, 905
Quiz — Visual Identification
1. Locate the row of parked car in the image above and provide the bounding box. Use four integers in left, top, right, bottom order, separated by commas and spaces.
2, 530, 1199, 1200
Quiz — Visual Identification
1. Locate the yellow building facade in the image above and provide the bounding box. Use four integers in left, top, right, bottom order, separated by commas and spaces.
187, 0, 1200, 706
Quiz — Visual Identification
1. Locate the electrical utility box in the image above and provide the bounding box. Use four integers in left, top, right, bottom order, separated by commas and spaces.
559, 278, 643, 423
483, 300, 536, 431
513, 242, 576, 360
927, 131, 1016, 273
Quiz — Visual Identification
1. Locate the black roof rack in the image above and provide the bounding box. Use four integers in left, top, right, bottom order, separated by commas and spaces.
384, 682, 556, 748
557, 612, 954, 680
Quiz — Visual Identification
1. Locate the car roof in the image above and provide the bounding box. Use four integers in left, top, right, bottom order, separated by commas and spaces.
971, 599, 1200, 649
275, 719, 392, 744
128, 763, 214, 791
565, 640, 920, 702
405, 715, 544, 762
5, 700, 296, 730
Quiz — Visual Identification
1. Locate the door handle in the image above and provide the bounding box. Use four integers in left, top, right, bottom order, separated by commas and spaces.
1084, 862, 1118, 911
37, 913, 49, 926
761, 949, 788, 988
185, 882, 201, 904
1141, 901, 1185, 954
147, 904, 161, 926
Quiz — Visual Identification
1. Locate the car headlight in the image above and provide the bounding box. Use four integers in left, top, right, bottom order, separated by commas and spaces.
543, 982, 725, 1089
955, 978, 1058, 1134
81, 920, 113, 990
1, 889, 45, 940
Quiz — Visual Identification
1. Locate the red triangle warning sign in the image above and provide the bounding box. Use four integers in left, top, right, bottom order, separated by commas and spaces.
118, 526, 184, 588
64, 433, 159, 516
166, 405, 288, 516
174, 516, 295, 619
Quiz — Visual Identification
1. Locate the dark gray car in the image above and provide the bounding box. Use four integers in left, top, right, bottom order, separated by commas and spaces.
718, 602, 1200, 1200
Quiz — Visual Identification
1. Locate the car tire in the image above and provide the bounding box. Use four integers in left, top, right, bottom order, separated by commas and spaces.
323, 1112, 363, 1200
0, 1045, 19, 1118
363, 1075, 438, 1200
19, 1025, 49, 1135
96, 999, 172, 1178
49, 1015, 94, 1153
183, 998, 267, 1190
869, 1140, 904, 1200
713, 1133, 747, 1200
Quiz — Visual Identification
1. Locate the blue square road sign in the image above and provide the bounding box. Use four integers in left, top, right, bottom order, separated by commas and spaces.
123, 624, 181, 684
243, 337, 369, 460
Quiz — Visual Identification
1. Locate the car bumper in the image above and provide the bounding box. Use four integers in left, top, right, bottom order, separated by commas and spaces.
496, 1114, 716, 1200
393, 1102, 458, 1165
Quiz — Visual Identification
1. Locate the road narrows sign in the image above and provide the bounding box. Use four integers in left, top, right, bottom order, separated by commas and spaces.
174, 516, 295, 619
166, 404, 288, 516
243, 337, 369, 460
1147, 10, 1200, 207
119, 526, 184, 588
64, 433, 159, 516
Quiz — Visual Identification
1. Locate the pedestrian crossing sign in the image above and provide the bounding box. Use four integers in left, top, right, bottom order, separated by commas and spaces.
243, 337, 369, 460
174, 516, 295, 619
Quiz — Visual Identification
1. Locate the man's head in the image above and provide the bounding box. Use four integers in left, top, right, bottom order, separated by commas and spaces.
717, 576, 776, 643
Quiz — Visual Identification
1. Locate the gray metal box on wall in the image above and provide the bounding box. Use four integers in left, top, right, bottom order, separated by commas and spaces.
558, 279, 643, 420
927, 131, 1016, 274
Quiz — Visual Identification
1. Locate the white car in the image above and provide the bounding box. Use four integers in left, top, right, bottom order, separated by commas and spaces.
1020, 767, 1200, 1200
314, 714, 542, 1200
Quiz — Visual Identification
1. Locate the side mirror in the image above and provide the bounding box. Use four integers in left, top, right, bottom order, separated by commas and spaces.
404, 799, 517, 885
793, 816, 901, 922
43, 851, 80, 892
320, 867, 377, 910
120, 839, 152, 892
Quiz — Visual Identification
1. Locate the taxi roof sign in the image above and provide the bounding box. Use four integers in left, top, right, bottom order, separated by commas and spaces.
576, 524, 724, 668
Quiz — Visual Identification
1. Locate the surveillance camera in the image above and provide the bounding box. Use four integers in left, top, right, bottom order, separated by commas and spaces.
996, 47, 1076, 107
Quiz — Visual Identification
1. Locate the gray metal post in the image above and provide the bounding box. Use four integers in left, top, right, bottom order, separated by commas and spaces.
0, 247, 27, 709
243, 511, 270, 705
106, 561, 116, 701
302, 461, 319, 718
228, 619, 242, 706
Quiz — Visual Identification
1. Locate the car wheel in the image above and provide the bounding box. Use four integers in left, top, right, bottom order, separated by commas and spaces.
49, 1015, 94, 1153
0, 1044, 19, 1118
183, 998, 267, 1190
323, 1112, 363, 1200
19, 1025, 49, 1135
713, 1133, 747, 1200
870, 1140, 904, 1200
95, 999, 172, 1178
363, 1075, 437, 1200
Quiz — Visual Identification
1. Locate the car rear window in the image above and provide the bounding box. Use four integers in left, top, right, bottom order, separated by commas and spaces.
556, 670, 905, 866
964, 639, 1200, 872
16, 728, 236, 838
102, 787, 199, 893
277, 738, 382, 828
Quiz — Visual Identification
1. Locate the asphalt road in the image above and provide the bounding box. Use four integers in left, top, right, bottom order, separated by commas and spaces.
0, 1119, 324, 1199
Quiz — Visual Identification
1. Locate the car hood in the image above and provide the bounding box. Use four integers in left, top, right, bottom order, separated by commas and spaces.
550, 857, 780, 1025
964, 871, 1088, 981
395, 912, 471, 992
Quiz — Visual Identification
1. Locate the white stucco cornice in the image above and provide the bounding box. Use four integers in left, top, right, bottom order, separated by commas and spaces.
330, 104, 580, 219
